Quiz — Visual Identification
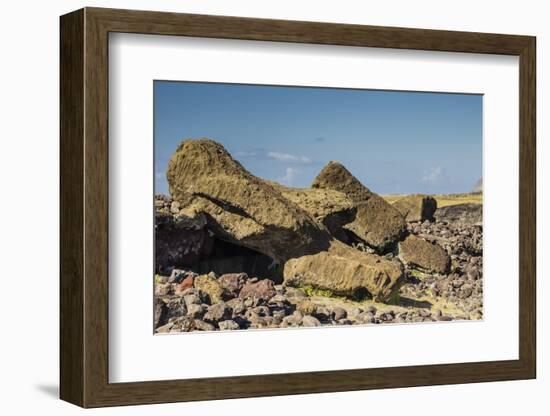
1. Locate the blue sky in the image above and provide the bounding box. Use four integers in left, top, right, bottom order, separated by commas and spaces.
154, 81, 482, 195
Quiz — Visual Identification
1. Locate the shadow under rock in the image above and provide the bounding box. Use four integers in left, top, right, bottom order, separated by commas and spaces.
395, 296, 433, 309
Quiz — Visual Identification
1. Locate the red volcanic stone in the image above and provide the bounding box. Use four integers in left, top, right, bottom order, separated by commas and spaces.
239, 279, 276, 303
176, 275, 194, 294
218, 272, 248, 298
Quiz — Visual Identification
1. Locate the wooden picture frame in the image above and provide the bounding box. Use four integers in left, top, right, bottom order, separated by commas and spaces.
60, 7, 536, 408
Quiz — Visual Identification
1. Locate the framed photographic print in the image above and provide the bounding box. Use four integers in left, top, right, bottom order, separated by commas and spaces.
60, 7, 536, 408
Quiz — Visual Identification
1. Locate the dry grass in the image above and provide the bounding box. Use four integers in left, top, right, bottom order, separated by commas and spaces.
382, 192, 482, 207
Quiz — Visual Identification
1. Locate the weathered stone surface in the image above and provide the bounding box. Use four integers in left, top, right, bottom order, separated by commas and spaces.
183, 292, 202, 308
163, 297, 187, 321
311, 161, 407, 251
187, 303, 207, 319
296, 299, 317, 316
271, 184, 356, 243
398, 234, 450, 274
165, 140, 405, 302
204, 302, 232, 323
167, 139, 330, 262
284, 240, 404, 302
282, 311, 303, 327
218, 320, 240, 330
239, 279, 276, 303
435, 203, 482, 225
218, 272, 248, 298
194, 273, 224, 304
155, 283, 172, 296
302, 315, 322, 327
331, 307, 347, 321
156, 322, 174, 333
392, 194, 437, 223
193, 320, 216, 331
226, 298, 247, 315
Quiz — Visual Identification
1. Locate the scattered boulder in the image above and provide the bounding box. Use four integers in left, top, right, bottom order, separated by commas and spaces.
218, 272, 248, 298
331, 307, 347, 321
296, 299, 317, 316
175, 275, 195, 294
284, 240, 404, 302
398, 235, 450, 274
392, 194, 437, 222
226, 298, 247, 315
183, 292, 202, 307
156, 322, 174, 333
154, 283, 172, 296
168, 269, 186, 284
204, 302, 232, 323
282, 311, 303, 327
218, 320, 240, 330
163, 297, 187, 321
193, 320, 216, 331
194, 273, 224, 304
311, 161, 407, 251
239, 279, 276, 304
187, 303, 207, 319
302, 315, 322, 327
435, 203, 482, 225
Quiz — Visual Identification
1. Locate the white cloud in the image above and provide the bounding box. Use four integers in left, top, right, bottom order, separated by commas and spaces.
279, 167, 297, 186
422, 166, 443, 184
267, 151, 312, 164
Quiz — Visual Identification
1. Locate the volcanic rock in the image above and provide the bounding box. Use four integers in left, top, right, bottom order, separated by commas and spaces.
284, 240, 404, 302
167, 139, 330, 262
269, 184, 356, 243
392, 194, 437, 222
167, 139, 405, 302
204, 302, 232, 323
218, 320, 240, 330
311, 161, 407, 251
435, 203, 482, 225
194, 273, 224, 304
239, 279, 276, 304
218, 272, 248, 298
398, 234, 450, 274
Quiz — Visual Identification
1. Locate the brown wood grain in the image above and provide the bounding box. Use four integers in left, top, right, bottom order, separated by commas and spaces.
59, 8, 84, 407
60, 7, 536, 408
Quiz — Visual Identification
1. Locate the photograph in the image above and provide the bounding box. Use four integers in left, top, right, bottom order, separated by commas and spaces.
153, 81, 483, 333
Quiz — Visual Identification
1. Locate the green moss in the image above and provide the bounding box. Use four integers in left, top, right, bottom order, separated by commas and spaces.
301, 285, 334, 298
154, 274, 162, 284
298, 285, 350, 300
409, 269, 427, 279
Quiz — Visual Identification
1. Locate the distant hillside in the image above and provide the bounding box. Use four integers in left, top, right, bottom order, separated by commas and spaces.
473, 177, 482, 193
382, 192, 482, 207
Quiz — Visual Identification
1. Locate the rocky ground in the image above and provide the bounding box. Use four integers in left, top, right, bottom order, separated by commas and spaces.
154, 138, 483, 333
155, 199, 483, 333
